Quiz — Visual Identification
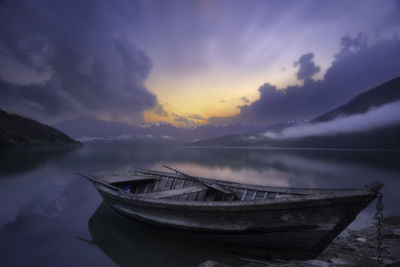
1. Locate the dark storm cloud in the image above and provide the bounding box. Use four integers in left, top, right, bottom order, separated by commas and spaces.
340, 33, 368, 50
229, 33, 400, 125
0, 0, 156, 123
293, 53, 320, 80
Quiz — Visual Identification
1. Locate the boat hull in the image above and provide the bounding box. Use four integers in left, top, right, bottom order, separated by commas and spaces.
95, 185, 375, 259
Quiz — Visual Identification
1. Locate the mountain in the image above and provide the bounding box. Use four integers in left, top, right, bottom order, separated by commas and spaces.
54, 117, 136, 138
0, 109, 80, 147
314, 77, 400, 122
190, 124, 400, 149
190, 76, 400, 149
54, 117, 270, 145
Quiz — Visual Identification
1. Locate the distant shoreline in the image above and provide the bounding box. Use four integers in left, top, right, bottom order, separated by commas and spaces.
76, 142, 400, 152
0, 142, 82, 150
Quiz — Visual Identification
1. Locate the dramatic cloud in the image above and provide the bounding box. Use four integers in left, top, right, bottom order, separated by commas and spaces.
153, 104, 168, 117
1, 1, 399, 126
263, 101, 400, 139
293, 53, 320, 80
340, 32, 368, 50
231, 33, 400, 125
172, 113, 207, 127
172, 113, 197, 128
0, 0, 156, 123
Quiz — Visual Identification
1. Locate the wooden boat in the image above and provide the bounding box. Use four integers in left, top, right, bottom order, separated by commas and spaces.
78, 167, 383, 259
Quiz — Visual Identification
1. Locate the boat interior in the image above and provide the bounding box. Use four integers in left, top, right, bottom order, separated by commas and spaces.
110, 172, 307, 202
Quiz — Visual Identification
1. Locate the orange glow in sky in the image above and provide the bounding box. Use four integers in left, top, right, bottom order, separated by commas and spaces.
143, 62, 327, 126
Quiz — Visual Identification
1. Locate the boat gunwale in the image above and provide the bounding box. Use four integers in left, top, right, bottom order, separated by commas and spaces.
86, 168, 381, 210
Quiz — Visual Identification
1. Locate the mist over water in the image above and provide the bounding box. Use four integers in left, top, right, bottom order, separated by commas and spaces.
263, 101, 400, 139
0, 145, 399, 266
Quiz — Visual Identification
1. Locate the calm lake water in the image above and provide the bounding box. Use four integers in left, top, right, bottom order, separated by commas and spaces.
1, 144, 399, 266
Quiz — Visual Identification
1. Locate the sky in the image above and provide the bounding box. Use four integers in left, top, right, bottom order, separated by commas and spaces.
0, 0, 399, 127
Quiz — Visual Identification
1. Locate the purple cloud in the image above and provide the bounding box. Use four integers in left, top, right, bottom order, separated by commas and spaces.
0, 0, 156, 124
215, 33, 400, 125
172, 113, 196, 128
293, 53, 321, 80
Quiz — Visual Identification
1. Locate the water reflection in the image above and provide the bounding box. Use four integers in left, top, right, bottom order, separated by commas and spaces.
0, 174, 112, 267
88, 202, 236, 267
0, 146, 78, 178
0, 145, 399, 266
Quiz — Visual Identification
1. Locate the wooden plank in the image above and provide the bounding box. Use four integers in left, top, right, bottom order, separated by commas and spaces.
136, 185, 207, 199
184, 180, 194, 201
155, 177, 167, 192
202, 189, 209, 201
170, 177, 177, 190
165, 177, 173, 191
197, 178, 234, 195
142, 183, 149, 194
176, 180, 186, 200
148, 184, 156, 194
162, 165, 234, 195
179, 179, 186, 189
241, 189, 248, 201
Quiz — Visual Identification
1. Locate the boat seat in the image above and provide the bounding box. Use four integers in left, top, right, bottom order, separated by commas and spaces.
136, 185, 208, 199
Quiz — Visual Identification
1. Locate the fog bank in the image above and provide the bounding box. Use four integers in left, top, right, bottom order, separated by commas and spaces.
263, 101, 400, 139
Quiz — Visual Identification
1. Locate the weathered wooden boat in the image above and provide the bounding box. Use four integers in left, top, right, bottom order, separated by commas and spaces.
78, 166, 383, 259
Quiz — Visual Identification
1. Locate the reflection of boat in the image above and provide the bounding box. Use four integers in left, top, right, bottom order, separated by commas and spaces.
88, 202, 230, 267
79, 167, 383, 259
